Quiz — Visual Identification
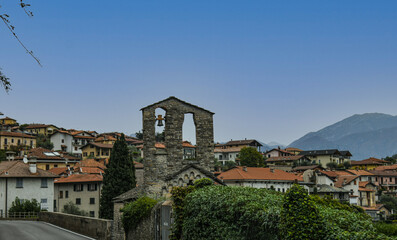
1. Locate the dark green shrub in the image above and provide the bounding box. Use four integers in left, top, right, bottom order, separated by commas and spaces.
280, 184, 325, 240
9, 197, 41, 213
375, 222, 397, 237
182, 186, 282, 240
121, 196, 158, 237
193, 178, 213, 189
170, 186, 195, 240
62, 201, 88, 216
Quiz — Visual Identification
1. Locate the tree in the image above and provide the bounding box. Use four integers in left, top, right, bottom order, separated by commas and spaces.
99, 134, 136, 219
280, 184, 325, 240
1, 1, 41, 92
326, 162, 338, 170
0, 150, 6, 162
380, 195, 397, 212
62, 201, 88, 216
9, 197, 41, 213
238, 147, 264, 167
135, 131, 143, 140
223, 161, 237, 171
343, 161, 352, 169
36, 134, 53, 150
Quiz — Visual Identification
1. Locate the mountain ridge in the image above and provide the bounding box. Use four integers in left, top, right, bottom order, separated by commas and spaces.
288, 113, 397, 159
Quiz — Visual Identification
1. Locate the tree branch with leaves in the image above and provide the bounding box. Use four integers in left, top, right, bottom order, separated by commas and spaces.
0, 0, 41, 92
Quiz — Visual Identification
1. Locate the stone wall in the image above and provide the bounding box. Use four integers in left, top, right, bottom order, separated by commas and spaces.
141, 97, 215, 196
39, 211, 112, 240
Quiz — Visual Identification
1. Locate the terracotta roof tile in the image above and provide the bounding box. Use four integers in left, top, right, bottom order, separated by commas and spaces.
0, 161, 58, 178
0, 131, 35, 138
48, 167, 69, 175
334, 175, 359, 188
346, 170, 374, 176
374, 165, 397, 171
265, 155, 306, 162
74, 159, 106, 170
217, 166, 303, 182
55, 174, 103, 184
351, 158, 388, 166
182, 141, 196, 148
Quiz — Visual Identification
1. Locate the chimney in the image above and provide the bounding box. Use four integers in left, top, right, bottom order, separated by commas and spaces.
242, 166, 247, 172
29, 156, 37, 174
270, 168, 275, 173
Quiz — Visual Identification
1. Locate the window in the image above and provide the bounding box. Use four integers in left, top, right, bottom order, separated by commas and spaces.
76, 198, 81, 205
90, 152, 94, 156
41, 178, 48, 188
88, 183, 97, 191
61, 139, 64, 143
89, 211, 95, 218
17, 139, 21, 145
11, 139, 14, 143
74, 184, 83, 192
90, 198, 95, 204
30, 140, 33, 147
4, 138, 7, 145
65, 191, 69, 198
74, 147, 77, 151
83, 152, 87, 157
41, 198, 47, 204
219, 155, 222, 160
46, 165, 50, 170
54, 164, 58, 168
59, 191, 63, 198
16, 178, 23, 188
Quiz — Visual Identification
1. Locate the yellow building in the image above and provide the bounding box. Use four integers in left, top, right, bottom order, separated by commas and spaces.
299, 149, 352, 167
0, 131, 36, 150
350, 158, 389, 170
25, 124, 59, 136
15, 147, 80, 170
0, 117, 17, 126
81, 142, 113, 161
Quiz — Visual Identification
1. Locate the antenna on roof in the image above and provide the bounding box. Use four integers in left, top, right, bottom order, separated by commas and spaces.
23, 155, 28, 164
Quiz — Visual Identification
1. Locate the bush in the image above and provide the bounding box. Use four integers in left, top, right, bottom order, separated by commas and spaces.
9, 197, 41, 213
182, 186, 282, 240
194, 178, 213, 189
62, 201, 88, 216
375, 222, 397, 237
280, 184, 325, 240
174, 185, 393, 240
121, 196, 158, 237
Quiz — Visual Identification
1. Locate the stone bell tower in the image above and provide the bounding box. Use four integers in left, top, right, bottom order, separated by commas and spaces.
140, 96, 215, 196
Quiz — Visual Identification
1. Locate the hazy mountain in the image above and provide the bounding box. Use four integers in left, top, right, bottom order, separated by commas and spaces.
289, 113, 397, 159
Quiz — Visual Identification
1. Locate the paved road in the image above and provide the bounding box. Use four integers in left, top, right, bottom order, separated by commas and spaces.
0, 221, 93, 240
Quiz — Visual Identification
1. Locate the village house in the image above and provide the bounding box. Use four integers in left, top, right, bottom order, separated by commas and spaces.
299, 149, 352, 167
350, 157, 389, 170
217, 166, 306, 193
369, 170, 397, 195
264, 148, 294, 158
0, 160, 57, 216
265, 155, 312, 168
214, 139, 263, 164
0, 131, 36, 150
14, 147, 80, 171
0, 117, 18, 131
284, 147, 303, 155
54, 174, 103, 218
51, 130, 95, 157
25, 124, 59, 136
80, 142, 113, 162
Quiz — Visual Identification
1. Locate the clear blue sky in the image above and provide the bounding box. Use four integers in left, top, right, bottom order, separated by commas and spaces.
1, 1, 397, 145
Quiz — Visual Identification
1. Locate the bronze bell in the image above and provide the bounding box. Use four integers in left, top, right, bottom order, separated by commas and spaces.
157, 114, 164, 127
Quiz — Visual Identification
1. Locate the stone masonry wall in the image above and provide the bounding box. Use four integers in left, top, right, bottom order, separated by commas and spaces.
39, 211, 112, 240
142, 97, 215, 196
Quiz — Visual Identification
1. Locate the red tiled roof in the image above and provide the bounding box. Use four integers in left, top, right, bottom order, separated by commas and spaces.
225, 139, 262, 147
346, 170, 374, 176
375, 165, 397, 171
359, 187, 375, 192
334, 175, 359, 188
78, 167, 104, 174
74, 159, 106, 170
351, 158, 388, 166
217, 166, 303, 182
83, 142, 113, 149
265, 155, 306, 162
0, 161, 58, 178
214, 147, 241, 153
55, 174, 103, 184
182, 141, 196, 148
285, 147, 303, 152
48, 167, 69, 175
25, 124, 56, 129
0, 131, 36, 138
14, 147, 79, 161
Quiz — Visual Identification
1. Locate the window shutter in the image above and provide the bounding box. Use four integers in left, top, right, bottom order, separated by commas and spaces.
95, 184, 97, 191
73, 184, 76, 191
81, 184, 84, 191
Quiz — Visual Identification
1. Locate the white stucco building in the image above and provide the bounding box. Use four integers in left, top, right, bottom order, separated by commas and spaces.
0, 161, 57, 217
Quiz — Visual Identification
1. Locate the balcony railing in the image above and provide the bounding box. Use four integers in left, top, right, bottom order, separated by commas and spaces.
0, 211, 38, 219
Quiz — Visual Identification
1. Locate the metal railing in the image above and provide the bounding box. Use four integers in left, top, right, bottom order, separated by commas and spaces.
0, 211, 38, 219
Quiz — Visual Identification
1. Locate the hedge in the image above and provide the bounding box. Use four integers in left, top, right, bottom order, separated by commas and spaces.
177, 185, 397, 240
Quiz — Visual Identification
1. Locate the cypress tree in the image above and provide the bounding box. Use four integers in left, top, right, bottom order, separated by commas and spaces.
99, 134, 136, 219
